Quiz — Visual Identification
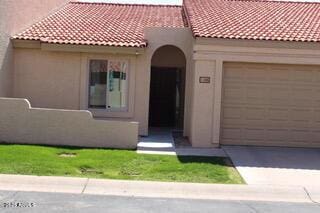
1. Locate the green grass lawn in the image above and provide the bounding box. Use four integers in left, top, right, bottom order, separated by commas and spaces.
0, 144, 244, 184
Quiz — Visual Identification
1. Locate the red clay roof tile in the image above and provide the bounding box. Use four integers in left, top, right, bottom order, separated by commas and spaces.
13, 0, 320, 46
13, 2, 186, 47
184, 0, 320, 42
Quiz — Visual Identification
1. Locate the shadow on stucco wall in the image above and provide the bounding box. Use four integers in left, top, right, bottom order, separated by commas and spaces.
0, 36, 14, 97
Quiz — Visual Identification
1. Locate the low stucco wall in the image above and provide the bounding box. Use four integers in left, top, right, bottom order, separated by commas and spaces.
0, 98, 138, 149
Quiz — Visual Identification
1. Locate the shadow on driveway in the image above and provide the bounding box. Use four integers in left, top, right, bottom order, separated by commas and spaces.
223, 146, 320, 170
223, 145, 320, 186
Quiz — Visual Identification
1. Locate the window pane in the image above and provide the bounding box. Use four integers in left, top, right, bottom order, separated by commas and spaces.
89, 60, 108, 108
107, 61, 128, 109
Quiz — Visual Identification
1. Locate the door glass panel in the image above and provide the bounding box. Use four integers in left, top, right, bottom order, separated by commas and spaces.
89, 60, 108, 108
107, 61, 128, 109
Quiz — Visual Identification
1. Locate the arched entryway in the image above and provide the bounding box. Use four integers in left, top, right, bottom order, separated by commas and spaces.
149, 45, 186, 130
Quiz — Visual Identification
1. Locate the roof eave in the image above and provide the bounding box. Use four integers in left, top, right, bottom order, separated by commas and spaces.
12, 39, 146, 55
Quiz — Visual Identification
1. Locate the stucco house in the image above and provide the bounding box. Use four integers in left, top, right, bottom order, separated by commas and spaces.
2, 0, 320, 148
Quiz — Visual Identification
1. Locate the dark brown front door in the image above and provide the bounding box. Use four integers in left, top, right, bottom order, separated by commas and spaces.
149, 67, 177, 127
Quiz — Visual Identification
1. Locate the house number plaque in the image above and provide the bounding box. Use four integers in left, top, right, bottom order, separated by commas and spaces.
199, 76, 210, 83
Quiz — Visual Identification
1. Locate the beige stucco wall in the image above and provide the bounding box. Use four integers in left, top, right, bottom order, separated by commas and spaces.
0, 0, 68, 97
14, 49, 81, 109
13, 27, 194, 137
190, 38, 320, 148
12, 25, 320, 148
0, 98, 138, 148
144, 28, 194, 137
13, 28, 320, 148
189, 60, 216, 147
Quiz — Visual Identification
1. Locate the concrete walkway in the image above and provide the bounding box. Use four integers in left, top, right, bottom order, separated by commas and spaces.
223, 146, 320, 187
0, 174, 319, 204
137, 147, 227, 157
137, 128, 175, 152
137, 128, 227, 157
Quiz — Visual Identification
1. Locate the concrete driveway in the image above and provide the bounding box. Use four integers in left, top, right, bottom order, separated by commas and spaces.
223, 146, 320, 187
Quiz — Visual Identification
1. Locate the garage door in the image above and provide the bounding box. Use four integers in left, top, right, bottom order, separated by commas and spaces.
221, 62, 320, 147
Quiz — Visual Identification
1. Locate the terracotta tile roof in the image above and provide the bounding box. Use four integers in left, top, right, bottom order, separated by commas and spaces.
184, 0, 320, 42
13, 2, 186, 47
13, 0, 320, 46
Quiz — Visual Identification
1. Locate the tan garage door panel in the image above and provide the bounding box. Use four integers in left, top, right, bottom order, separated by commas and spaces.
221, 62, 320, 147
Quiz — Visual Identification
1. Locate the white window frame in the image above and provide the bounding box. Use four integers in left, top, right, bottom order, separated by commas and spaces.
88, 59, 129, 112
80, 54, 135, 118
